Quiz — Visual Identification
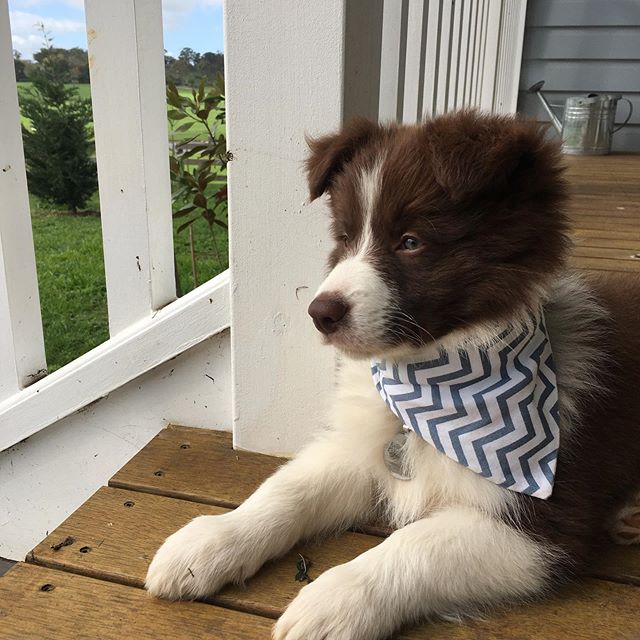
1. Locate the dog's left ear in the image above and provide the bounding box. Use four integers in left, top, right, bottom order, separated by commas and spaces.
425, 111, 563, 203
305, 117, 380, 201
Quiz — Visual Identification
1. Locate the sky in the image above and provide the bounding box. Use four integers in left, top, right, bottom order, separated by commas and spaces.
8, 0, 224, 60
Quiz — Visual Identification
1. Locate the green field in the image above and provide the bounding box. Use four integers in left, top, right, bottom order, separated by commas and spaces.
17, 82, 217, 141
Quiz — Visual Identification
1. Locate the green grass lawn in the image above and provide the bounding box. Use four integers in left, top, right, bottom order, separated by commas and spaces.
19, 81, 227, 371
32, 196, 228, 372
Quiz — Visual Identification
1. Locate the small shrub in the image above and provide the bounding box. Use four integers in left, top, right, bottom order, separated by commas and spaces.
21, 32, 96, 213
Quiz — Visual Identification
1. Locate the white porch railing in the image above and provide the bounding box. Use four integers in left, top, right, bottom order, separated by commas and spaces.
0, 0, 230, 453
0, 0, 526, 455
0, 1, 47, 404
379, 0, 527, 121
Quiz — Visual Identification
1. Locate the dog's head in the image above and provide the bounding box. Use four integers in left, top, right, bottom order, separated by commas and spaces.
306, 111, 569, 359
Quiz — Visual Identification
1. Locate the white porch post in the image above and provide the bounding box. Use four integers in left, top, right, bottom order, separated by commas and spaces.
491, 0, 529, 114
85, 0, 176, 336
225, 0, 382, 455
0, 1, 47, 401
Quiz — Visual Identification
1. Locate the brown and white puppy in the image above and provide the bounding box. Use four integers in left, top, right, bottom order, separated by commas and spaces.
146, 112, 640, 640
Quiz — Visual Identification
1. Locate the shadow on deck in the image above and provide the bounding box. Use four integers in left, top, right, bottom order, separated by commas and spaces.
2, 155, 640, 638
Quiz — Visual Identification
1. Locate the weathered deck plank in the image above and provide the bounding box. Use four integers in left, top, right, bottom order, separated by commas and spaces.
23, 486, 640, 639
28, 486, 381, 619
0, 563, 273, 639
111, 426, 640, 586
401, 580, 640, 639
569, 256, 640, 273
566, 155, 640, 273
110, 425, 285, 507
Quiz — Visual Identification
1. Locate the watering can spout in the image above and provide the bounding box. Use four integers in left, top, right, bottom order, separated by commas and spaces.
528, 80, 562, 134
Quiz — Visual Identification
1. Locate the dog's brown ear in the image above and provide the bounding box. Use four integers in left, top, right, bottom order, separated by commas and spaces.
425, 111, 563, 203
305, 117, 380, 201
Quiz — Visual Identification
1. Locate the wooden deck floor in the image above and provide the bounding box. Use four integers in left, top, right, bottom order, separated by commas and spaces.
2, 425, 639, 639
566, 154, 640, 273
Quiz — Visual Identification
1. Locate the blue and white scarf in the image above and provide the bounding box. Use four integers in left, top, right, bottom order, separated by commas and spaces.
371, 310, 560, 499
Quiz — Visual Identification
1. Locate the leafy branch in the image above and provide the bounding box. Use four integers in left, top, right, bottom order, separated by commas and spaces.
167, 73, 228, 237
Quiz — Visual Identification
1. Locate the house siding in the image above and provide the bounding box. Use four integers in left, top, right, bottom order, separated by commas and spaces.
517, 0, 640, 152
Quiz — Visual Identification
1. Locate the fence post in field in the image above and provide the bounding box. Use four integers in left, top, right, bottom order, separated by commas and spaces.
85, 0, 176, 336
0, 0, 47, 402
225, 0, 383, 455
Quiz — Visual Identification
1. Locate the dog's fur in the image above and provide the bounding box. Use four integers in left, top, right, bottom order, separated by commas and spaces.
146, 112, 640, 639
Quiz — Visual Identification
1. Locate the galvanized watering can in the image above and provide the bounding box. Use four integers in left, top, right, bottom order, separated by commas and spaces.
528, 80, 633, 155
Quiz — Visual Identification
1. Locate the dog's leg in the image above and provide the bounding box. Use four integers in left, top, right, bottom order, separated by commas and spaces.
145, 433, 374, 600
273, 505, 561, 640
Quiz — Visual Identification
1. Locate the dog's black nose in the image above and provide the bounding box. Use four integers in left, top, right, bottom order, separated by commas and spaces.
308, 295, 349, 335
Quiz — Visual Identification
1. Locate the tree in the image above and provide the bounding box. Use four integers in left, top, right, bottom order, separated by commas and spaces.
164, 49, 224, 86
65, 47, 90, 83
21, 32, 97, 213
13, 49, 26, 81
32, 46, 90, 83
197, 52, 224, 81
178, 47, 201, 67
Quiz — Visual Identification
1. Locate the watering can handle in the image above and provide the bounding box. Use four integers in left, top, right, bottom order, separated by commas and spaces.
527, 81, 545, 93
612, 98, 633, 134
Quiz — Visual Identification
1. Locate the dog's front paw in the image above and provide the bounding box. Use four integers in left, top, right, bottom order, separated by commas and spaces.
145, 513, 253, 600
273, 562, 391, 640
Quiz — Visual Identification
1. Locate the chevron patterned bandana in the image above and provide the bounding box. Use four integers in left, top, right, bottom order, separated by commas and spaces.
371, 310, 560, 499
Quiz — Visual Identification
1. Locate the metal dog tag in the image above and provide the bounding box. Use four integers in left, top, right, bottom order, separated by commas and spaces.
383, 431, 414, 481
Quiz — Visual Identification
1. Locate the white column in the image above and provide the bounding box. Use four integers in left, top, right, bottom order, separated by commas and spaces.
403, 0, 428, 123
379, 0, 408, 122
227, 0, 383, 455
422, 0, 441, 118
492, 0, 528, 114
85, 0, 176, 336
0, 0, 47, 402
479, 0, 505, 111
446, 0, 465, 111
435, 0, 455, 114
456, 0, 474, 108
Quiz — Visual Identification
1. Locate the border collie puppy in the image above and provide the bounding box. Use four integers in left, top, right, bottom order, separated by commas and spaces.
146, 112, 640, 640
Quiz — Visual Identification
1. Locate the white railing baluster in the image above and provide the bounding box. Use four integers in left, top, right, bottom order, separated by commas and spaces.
379, 0, 408, 122
457, 0, 473, 108
480, 0, 504, 110
85, 0, 175, 336
435, 0, 454, 114
463, 0, 479, 105
378, 0, 525, 122
0, 1, 47, 402
474, 0, 488, 106
447, 0, 465, 111
402, 0, 428, 123
421, 0, 441, 118
493, 0, 528, 114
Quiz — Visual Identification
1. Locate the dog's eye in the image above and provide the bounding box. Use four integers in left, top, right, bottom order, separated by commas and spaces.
338, 233, 349, 248
398, 235, 422, 252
